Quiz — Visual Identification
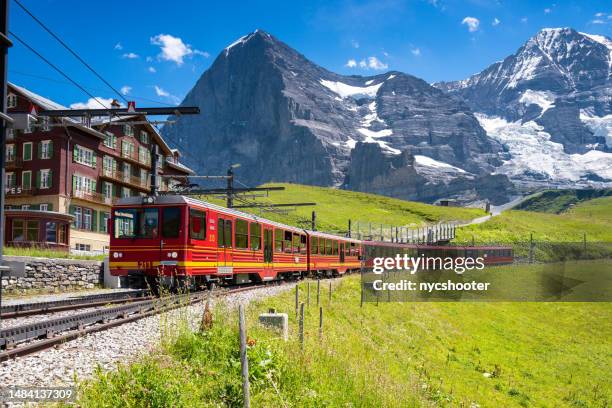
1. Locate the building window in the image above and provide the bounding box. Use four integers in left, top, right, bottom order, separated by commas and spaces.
100, 212, 110, 233
123, 124, 134, 137
74, 206, 82, 229
39, 140, 53, 159
22, 170, 32, 190
7, 93, 17, 108
6, 172, 16, 188
140, 168, 148, 186
45, 221, 57, 242
21, 204, 30, 210
73, 175, 95, 194
103, 182, 113, 200
23, 142, 33, 161
39, 203, 49, 212
139, 130, 149, 144
83, 208, 92, 230
122, 140, 135, 159
138, 146, 148, 164
122, 187, 130, 198
103, 156, 116, 176
104, 132, 117, 149
75, 243, 91, 251
7, 128, 14, 140
6, 144, 15, 162
122, 162, 131, 182
73, 145, 96, 167
26, 220, 39, 241
39, 169, 52, 189
12, 219, 24, 241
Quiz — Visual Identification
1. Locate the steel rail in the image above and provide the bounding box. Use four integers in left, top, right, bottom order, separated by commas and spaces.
1, 290, 150, 318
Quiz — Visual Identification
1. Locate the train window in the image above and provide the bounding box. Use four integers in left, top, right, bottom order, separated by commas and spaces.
114, 208, 158, 239
274, 229, 283, 253
189, 209, 206, 240
161, 207, 181, 238
224, 220, 232, 248
218, 218, 225, 247
292, 233, 301, 253
250, 223, 261, 250
284, 231, 292, 253
325, 239, 332, 255
235, 219, 248, 249
300, 235, 307, 254
311, 237, 318, 254
319, 238, 325, 254
332, 240, 338, 255
345, 243, 350, 255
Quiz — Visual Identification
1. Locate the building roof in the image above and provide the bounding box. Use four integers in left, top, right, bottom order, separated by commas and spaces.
165, 159, 194, 175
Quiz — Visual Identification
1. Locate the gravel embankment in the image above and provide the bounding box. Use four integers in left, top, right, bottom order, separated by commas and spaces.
0, 283, 296, 388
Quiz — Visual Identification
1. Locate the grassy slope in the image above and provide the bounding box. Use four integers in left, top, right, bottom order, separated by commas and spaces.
515, 189, 612, 214
456, 196, 612, 243
204, 183, 486, 234
79, 277, 612, 407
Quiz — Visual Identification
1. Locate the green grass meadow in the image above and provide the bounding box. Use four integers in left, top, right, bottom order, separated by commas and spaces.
78, 276, 612, 407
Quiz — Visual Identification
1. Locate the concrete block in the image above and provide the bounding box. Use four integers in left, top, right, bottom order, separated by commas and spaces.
103, 258, 122, 289
259, 313, 288, 341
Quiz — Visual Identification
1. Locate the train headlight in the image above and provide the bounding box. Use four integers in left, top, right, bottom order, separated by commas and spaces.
113, 252, 123, 258
143, 196, 155, 204
171, 251, 178, 258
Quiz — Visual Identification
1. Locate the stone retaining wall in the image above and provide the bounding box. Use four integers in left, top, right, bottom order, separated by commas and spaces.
1, 256, 104, 294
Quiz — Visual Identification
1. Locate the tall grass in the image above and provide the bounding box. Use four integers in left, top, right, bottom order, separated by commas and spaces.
4, 246, 105, 261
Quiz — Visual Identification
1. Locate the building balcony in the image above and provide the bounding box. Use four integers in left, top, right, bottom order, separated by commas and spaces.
100, 169, 150, 192
121, 151, 151, 169
72, 190, 117, 206
6, 157, 22, 169
5, 186, 36, 197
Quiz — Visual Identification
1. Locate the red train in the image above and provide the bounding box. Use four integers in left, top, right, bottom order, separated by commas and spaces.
108, 195, 512, 290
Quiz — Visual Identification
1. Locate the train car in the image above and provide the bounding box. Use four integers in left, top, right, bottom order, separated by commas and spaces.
308, 230, 362, 277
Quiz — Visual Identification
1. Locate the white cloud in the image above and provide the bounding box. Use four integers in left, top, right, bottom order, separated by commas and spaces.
461, 16, 480, 32
544, 8, 551, 14
148, 66, 157, 73
595, 12, 604, 17
521, 17, 528, 23
411, 47, 421, 56
359, 59, 367, 68
350, 39, 360, 49
122, 52, 139, 59
151, 34, 206, 65
154, 85, 170, 97
346, 59, 357, 68
114, 42, 123, 50
492, 17, 500, 26
146, 56, 153, 62
367, 56, 388, 70
120, 86, 131, 95
592, 19, 606, 24
70, 97, 121, 109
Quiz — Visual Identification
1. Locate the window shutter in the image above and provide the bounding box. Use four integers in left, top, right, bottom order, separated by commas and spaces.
73, 146, 78, 162
112, 184, 117, 197
36, 170, 41, 188
69, 205, 76, 227
47, 203, 53, 211
72, 175, 77, 193
48, 141, 53, 158
48, 170, 53, 188
91, 154, 97, 168
31, 204, 39, 210
92, 179, 97, 192
37, 142, 42, 159
92, 210, 98, 232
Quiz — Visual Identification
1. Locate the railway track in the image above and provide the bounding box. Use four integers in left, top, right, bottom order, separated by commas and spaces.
0, 290, 151, 319
0, 285, 262, 362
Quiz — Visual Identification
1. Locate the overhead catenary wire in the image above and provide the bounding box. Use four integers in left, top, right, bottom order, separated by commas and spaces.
13, 0, 128, 104
9, 30, 109, 110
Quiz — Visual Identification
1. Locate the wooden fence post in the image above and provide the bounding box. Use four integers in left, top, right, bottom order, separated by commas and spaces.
238, 305, 251, 408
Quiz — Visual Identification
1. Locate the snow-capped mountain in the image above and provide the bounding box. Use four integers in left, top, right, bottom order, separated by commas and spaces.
164, 30, 512, 204
436, 28, 612, 188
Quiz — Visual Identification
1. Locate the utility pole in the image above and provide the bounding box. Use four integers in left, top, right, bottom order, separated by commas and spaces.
311, 211, 316, 231
226, 166, 234, 208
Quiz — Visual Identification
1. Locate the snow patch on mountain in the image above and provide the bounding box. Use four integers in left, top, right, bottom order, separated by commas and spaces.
414, 155, 467, 173
356, 127, 399, 154
476, 113, 612, 183
519, 89, 555, 113
580, 110, 612, 148
362, 101, 384, 128
319, 79, 382, 99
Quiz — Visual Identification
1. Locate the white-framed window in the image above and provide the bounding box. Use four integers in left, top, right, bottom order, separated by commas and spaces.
75, 243, 91, 251
6, 144, 15, 161
104, 132, 117, 149
103, 182, 113, 199
122, 162, 131, 182
103, 155, 116, 176
73, 174, 96, 193
122, 140, 135, 159
22, 170, 32, 190
21, 204, 30, 210
40, 140, 52, 159
74, 206, 82, 229
138, 146, 147, 164
73, 145, 96, 167
140, 168, 148, 186
40, 169, 52, 189
122, 187, 131, 198
6, 172, 16, 188
22, 142, 33, 161
83, 208, 92, 230
101, 212, 110, 233
7, 93, 17, 108
39, 203, 49, 212
7, 128, 14, 140
139, 130, 149, 144
123, 124, 134, 137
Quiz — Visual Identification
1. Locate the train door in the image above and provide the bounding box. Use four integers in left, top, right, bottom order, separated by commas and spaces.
217, 217, 233, 277
263, 228, 273, 274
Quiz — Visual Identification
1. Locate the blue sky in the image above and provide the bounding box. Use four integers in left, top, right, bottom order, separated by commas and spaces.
7, 0, 611, 109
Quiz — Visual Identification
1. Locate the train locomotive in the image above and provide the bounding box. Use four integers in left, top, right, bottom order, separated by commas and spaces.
108, 195, 512, 290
